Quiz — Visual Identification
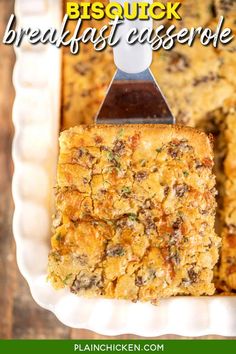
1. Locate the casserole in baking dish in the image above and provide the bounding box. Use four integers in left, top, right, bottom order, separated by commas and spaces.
12, 0, 236, 335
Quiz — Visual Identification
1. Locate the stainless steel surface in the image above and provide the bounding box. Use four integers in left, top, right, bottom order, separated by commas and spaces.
96, 69, 175, 124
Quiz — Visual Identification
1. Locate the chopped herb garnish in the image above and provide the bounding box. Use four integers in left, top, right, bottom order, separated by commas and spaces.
117, 128, 125, 138
107, 151, 114, 160
107, 151, 121, 168
56, 233, 62, 241
140, 159, 146, 167
63, 273, 73, 285
121, 186, 131, 196
51, 251, 61, 262
156, 148, 162, 153
128, 213, 138, 221
183, 170, 189, 177
177, 210, 184, 217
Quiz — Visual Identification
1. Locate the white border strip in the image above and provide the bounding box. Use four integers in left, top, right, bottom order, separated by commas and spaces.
11, 0, 236, 336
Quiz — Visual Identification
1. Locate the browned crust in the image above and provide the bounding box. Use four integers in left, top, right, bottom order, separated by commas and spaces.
60, 124, 214, 159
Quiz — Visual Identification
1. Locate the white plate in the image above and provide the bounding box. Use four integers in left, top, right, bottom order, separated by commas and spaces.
12, 0, 236, 336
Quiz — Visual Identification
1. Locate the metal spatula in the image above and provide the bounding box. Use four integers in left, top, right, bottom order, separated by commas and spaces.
96, 0, 175, 125
96, 68, 174, 124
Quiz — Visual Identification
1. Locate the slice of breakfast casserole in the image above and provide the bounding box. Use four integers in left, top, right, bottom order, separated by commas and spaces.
48, 125, 220, 302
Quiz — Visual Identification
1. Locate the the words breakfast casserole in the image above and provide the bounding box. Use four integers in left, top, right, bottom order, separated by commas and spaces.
48, 125, 220, 302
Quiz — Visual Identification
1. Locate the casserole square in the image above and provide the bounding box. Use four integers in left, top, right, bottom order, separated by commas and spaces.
48, 124, 220, 302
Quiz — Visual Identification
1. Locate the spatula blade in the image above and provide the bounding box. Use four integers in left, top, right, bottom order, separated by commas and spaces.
96, 69, 175, 124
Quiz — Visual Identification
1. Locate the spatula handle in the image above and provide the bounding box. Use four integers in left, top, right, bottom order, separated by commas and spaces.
112, 0, 153, 74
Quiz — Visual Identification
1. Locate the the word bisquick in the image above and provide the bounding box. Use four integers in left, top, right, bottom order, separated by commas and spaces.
66, 1, 182, 20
